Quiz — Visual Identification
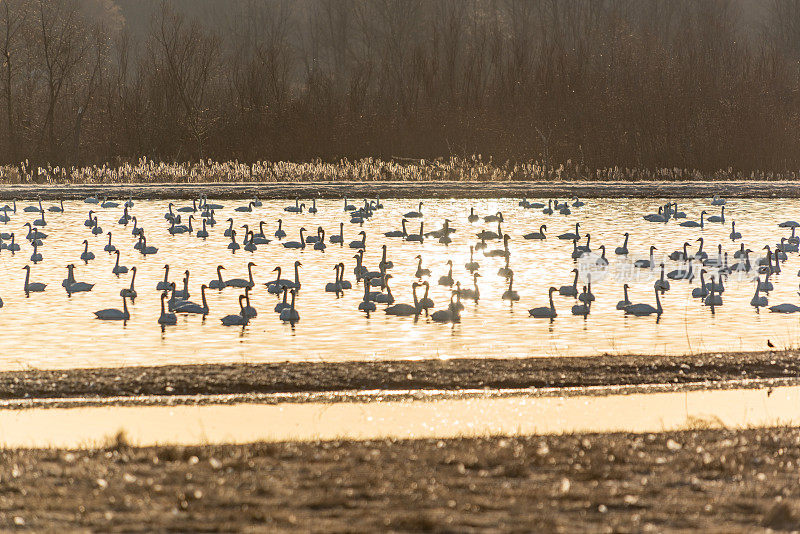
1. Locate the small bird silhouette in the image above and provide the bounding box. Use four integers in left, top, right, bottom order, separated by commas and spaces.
767, 339, 776, 348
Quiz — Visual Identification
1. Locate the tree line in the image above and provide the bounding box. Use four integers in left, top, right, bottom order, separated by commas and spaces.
1, 0, 800, 174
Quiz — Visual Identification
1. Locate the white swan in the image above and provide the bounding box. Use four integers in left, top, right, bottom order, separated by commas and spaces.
729, 221, 741, 241
414, 255, 430, 278
369, 274, 395, 304
330, 222, 345, 244
279, 289, 300, 322
226, 262, 256, 288
634, 246, 657, 269
570, 293, 591, 316
502, 272, 520, 301
706, 206, 725, 223
559, 269, 579, 296
431, 295, 460, 323
692, 270, 709, 298
704, 284, 722, 307
558, 223, 580, 240
624, 288, 663, 316
404, 202, 423, 218
94, 296, 130, 321
679, 211, 706, 228
529, 287, 558, 318
283, 228, 307, 249
385, 283, 421, 316
358, 278, 377, 312
172, 270, 191, 300
80, 240, 95, 263
112, 250, 128, 275
30, 242, 42, 263
458, 273, 481, 301
417, 281, 434, 310
241, 286, 258, 318
524, 225, 547, 240
614, 233, 629, 255
616, 284, 631, 310
158, 293, 177, 325
274, 219, 287, 239
465, 246, 480, 272
349, 230, 366, 249
64, 265, 94, 294
750, 278, 768, 308
438, 260, 454, 287
221, 295, 250, 326
120, 267, 138, 300
209, 265, 226, 290
667, 258, 694, 281
325, 264, 344, 293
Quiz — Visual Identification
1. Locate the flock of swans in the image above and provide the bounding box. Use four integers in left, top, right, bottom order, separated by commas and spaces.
1, 191, 800, 331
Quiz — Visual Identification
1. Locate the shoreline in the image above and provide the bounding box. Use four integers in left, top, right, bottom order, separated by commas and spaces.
0, 180, 798, 199
1, 349, 797, 404
3, 428, 798, 531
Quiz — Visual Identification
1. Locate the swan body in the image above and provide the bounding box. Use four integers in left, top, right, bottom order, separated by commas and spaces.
529, 287, 558, 318
524, 225, 547, 240
94, 296, 130, 320
404, 202, 424, 218
624, 289, 663, 316
279, 290, 300, 322
614, 233, 629, 255
221, 295, 250, 326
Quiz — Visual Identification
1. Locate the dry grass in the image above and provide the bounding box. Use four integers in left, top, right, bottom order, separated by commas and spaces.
3, 156, 800, 186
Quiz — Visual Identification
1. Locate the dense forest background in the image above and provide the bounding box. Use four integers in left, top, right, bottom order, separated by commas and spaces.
1, 0, 800, 173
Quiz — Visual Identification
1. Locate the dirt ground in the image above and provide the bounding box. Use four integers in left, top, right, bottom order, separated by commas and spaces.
1, 349, 798, 406
0, 427, 798, 532
0, 180, 799, 200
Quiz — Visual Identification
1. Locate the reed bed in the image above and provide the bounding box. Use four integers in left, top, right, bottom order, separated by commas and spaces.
2, 157, 800, 185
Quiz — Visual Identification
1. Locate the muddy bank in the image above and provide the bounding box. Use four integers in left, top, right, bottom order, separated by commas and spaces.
1, 349, 798, 403
0, 180, 798, 200
2, 427, 799, 531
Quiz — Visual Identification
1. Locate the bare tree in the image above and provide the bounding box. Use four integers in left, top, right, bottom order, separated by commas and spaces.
0, 0, 28, 162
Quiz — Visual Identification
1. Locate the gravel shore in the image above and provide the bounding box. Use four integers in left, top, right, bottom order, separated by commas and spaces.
2, 427, 798, 531
0, 349, 797, 406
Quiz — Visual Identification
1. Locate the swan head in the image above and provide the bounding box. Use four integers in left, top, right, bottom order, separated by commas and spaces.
295, 261, 302, 267
248, 262, 256, 267
131, 266, 137, 273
